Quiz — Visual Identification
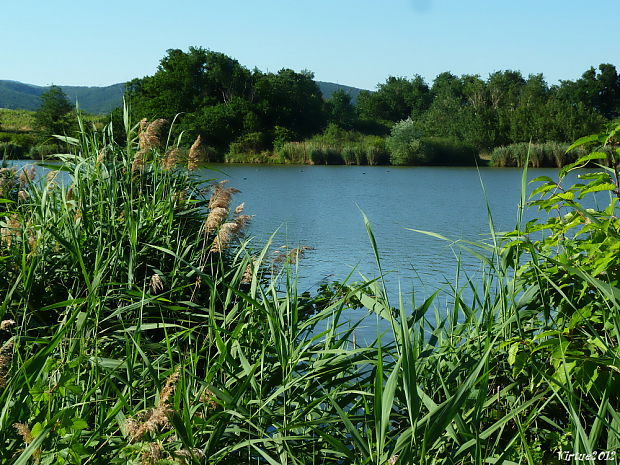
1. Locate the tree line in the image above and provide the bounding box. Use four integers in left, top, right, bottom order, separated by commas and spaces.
124, 47, 619, 164
7, 47, 619, 165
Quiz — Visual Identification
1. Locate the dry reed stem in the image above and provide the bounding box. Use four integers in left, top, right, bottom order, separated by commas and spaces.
187, 135, 204, 171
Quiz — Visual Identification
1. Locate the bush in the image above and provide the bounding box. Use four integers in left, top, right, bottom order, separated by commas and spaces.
228, 131, 269, 156
386, 118, 425, 165
418, 137, 478, 165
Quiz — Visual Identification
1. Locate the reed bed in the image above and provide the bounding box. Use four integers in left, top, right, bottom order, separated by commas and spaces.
0, 116, 618, 464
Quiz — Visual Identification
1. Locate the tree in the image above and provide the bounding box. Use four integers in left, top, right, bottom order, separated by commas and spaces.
326, 90, 356, 129
35, 85, 75, 136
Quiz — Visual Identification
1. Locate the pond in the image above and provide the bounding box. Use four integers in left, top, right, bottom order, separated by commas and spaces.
8, 160, 596, 343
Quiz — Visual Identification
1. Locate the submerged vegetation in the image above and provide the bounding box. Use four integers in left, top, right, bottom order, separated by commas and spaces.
0, 107, 619, 463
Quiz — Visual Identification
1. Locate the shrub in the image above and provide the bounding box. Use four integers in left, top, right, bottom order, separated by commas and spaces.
386, 118, 426, 165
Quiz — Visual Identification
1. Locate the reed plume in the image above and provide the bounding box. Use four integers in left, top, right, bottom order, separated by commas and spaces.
205, 207, 228, 233
210, 215, 252, 253
125, 368, 180, 442
133, 118, 168, 173
0, 339, 14, 388
149, 274, 164, 294
187, 135, 204, 171
13, 422, 41, 464
162, 147, 179, 171
1, 213, 21, 248
208, 181, 240, 209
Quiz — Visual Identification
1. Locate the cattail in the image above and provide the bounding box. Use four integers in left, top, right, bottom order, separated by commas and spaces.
149, 274, 164, 294
205, 207, 228, 233
66, 186, 74, 202
187, 136, 203, 171
162, 147, 179, 170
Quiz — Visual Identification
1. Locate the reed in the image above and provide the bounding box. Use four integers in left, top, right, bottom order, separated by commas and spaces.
0, 117, 618, 464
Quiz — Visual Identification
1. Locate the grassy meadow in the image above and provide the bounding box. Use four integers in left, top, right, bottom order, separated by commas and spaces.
0, 113, 619, 464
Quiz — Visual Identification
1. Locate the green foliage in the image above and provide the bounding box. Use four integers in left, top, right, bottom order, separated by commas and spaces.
34, 85, 76, 137
386, 117, 425, 165
1, 121, 620, 463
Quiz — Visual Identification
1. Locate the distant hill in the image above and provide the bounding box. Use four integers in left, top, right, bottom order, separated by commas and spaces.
0, 80, 367, 114
0, 81, 125, 114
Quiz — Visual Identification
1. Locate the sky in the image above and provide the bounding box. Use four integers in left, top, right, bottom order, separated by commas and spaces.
2, 0, 619, 90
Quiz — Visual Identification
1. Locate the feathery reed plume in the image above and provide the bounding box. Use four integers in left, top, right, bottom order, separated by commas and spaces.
139, 119, 167, 152
18, 171, 28, 186
96, 148, 106, 166
208, 181, 240, 210
149, 274, 164, 294
125, 368, 180, 442
132, 148, 145, 173
162, 147, 179, 170
140, 442, 163, 465
0, 320, 16, 331
1, 213, 20, 248
205, 207, 228, 233
210, 215, 252, 253
241, 261, 254, 284
174, 448, 205, 463
199, 388, 218, 410
13, 423, 33, 443
17, 190, 29, 202
0, 340, 14, 388
46, 170, 58, 189
133, 118, 168, 173
234, 202, 245, 215
187, 135, 204, 171
13, 422, 41, 464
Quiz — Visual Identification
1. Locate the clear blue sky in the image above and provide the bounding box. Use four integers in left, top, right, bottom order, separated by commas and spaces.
2, 0, 618, 90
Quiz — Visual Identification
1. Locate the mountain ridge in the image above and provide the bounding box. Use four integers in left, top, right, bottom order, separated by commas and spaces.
0, 80, 366, 114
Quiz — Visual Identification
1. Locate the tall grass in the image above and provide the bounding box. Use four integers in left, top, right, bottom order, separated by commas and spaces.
0, 116, 618, 464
